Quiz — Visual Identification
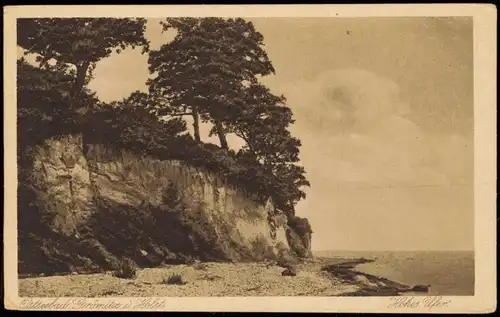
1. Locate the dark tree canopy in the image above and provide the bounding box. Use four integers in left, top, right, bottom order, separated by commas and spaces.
17, 18, 150, 66
17, 18, 150, 106
148, 17, 276, 146
227, 84, 299, 164
85, 94, 188, 152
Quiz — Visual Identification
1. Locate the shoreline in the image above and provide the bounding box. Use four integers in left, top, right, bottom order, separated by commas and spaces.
319, 257, 430, 296
18, 257, 430, 297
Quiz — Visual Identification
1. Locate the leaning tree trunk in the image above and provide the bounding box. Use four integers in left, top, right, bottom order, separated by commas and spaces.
70, 61, 90, 107
68, 61, 90, 149
192, 107, 201, 142
215, 119, 228, 149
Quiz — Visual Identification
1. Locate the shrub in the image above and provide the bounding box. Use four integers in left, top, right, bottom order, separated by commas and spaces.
286, 227, 311, 258
288, 216, 313, 236
163, 273, 186, 285
112, 257, 137, 279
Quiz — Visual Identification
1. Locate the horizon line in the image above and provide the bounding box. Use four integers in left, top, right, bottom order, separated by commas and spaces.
312, 249, 475, 252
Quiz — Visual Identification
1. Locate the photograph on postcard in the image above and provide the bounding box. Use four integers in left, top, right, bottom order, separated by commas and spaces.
3, 6, 496, 312
13, 16, 477, 298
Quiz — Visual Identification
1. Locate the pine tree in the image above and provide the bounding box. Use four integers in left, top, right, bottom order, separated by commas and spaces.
147, 17, 275, 146
17, 18, 150, 110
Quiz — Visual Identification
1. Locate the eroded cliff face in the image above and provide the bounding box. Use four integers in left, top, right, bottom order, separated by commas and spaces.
19, 134, 304, 274
85, 143, 290, 261
28, 134, 94, 235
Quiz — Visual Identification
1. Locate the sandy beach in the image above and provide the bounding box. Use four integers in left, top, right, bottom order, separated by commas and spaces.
19, 258, 369, 297
18, 257, 429, 297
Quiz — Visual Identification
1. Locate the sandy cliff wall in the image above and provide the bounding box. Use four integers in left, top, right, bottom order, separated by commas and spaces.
28, 134, 94, 235
19, 134, 300, 274
85, 143, 290, 261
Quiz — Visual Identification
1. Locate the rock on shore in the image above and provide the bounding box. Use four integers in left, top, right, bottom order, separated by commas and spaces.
320, 258, 430, 296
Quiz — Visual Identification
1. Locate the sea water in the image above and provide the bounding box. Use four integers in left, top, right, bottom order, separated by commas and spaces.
314, 250, 474, 296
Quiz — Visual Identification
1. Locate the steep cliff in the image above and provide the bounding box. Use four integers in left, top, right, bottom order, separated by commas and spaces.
18, 134, 309, 275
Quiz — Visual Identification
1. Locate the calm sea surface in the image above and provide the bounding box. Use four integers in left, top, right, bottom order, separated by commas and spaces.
314, 250, 474, 296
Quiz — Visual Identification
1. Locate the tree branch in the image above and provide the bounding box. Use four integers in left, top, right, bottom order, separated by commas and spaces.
168, 112, 193, 116
235, 132, 257, 157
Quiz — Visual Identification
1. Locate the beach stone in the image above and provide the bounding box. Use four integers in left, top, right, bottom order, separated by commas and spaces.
354, 275, 369, 283
281, 267, 297, 276
411, 284, 430, 292
354, 275, 378, 288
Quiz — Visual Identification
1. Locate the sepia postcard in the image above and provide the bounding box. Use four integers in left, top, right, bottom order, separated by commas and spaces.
3, 4, 497, 313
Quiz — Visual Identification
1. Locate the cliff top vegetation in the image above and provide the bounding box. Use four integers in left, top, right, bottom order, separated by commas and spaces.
17, 17, 311, 220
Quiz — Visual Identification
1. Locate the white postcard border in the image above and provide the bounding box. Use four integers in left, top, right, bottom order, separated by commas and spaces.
3, 4, 497, 313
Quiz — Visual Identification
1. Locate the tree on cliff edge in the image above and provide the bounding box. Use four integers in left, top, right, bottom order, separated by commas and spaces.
17, 18, 150, 111
147, 18, 275, 146
148, 17, 310, 215
225, 83, 310, 214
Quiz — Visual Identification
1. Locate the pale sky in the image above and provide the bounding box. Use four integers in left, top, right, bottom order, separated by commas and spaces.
86, 17, 474, 251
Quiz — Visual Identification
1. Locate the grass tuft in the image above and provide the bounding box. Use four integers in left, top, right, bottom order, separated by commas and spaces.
112, 258, 137, 279
163, 273, 186, 285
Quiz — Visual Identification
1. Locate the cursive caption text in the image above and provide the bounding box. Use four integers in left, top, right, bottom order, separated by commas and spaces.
387, 296, 452, 311
20, 298, 167, 310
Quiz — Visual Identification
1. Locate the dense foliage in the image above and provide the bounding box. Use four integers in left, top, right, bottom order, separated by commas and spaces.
288, 215, 313, 236
148, 18, 275, 146
17, 18, 149, 107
